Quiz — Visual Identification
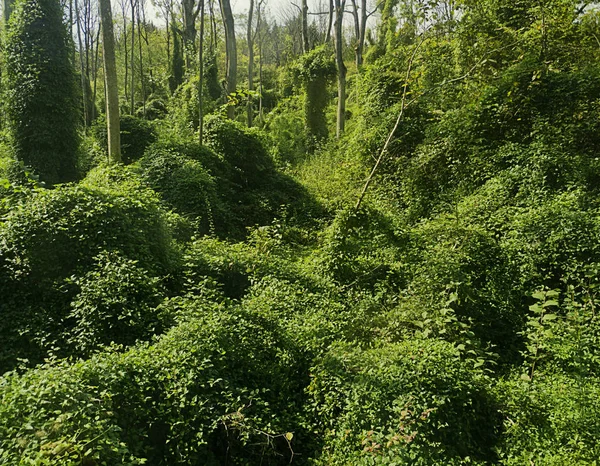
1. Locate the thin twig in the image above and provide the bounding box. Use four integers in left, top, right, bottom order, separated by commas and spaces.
354, 35, 425, 211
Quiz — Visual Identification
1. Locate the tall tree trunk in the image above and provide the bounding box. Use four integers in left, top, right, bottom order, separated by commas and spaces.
2, 0, 13, 22
220, 0, 236, 119
301, 0, 309, 53
325, 0, 333, 43
99, 0, 121, 162
209, 0, 217, 53
75, 0, 89, 126
181, 0, 196, 66
121, 0, 129, 108
130, 0, 136, 115
246, 0, 254, 127
257, 0, 263, 125
350, 0, 366, 67
333, 0, 346, 137
357, 0, 366, 66
198, 0, 205, 143
92, 25, 101, 120
137, 1, 146, 117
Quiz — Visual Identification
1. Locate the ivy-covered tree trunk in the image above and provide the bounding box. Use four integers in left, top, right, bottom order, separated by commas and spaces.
99, 0, 121, 163
4, 0, 80, 184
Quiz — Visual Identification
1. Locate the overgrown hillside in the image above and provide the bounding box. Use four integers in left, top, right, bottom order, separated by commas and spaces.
2, 0, 600, 464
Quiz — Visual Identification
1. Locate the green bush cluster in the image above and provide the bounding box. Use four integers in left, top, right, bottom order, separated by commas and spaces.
0, 305, 308, 465
0, 170, 176, 372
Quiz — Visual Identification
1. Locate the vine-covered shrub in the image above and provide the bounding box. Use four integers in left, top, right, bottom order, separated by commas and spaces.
203, 115, 275, 188
138, 144, 222, 235
309, 339, 501, 465
0, 172, 176, 372
4, 0, 80, 185
67, 250, 166, 356
0, 306, 309, 465
318, 206, 407, 289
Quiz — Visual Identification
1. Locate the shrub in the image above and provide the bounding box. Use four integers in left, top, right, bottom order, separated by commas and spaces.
0, 171, 176, 371
138, 144, 222, 235
67, 250, 166, 356
309, 339, 501, 465
0, 306, 309, 465
203, 114, 275, 188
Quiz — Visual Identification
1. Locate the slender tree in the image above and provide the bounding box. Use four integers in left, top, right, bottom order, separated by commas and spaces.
333, 0, 346, 137
99, 0, 121, 162
220, 0, 236, 119
198, 0, 205, 142
301, 0, 309, 52
247, 0, 255, 126
2, 0, 13, 22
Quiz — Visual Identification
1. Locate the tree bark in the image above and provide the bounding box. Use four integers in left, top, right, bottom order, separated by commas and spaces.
246, 0, 254, 126
75, 0, 88, 126
198, 0, 205, 142
220, 0, 237, 119
357, 0, 366, 66
333, 0, 346, 137
257, 0, 264, 125
99, 0, 121, 163
325, 0, 333, 43
301, 0, 309, 52
130, 0, 136, 115
2, 0, 13, 23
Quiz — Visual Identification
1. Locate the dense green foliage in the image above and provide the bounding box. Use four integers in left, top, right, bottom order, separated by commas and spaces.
3, 0, 80, 185
3, 1, 600, 464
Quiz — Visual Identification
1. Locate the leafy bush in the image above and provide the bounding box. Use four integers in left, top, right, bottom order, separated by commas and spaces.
138, 143, 223, 235
67, 250, 166, 356
309, 339, 501, 465
0, 169, 176, 371
0, 306, 309, 465
203, 115, 275, 188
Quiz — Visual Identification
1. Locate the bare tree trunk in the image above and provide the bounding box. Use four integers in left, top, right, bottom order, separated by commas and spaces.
99, 0, 121, 162
350, 0, 366, 67
3, 0, 13, 23
257, 0, 264, 125
325, 0, 333, 43
209, 0, 217, 53
220, 0, 236, 119
130, 0, 136, 115
357, 0, 366, 66
333, 0, 346, 137
198, 0, 205, 142
246, 0, 254, 127
120, 0, 129, 108
301, 0, 309, 52
137, 0, 146, 117
92, 26, 101, 120
75, 0, 89, 126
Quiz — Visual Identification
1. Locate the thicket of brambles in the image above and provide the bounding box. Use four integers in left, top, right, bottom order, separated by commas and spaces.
2, 0, 600, 464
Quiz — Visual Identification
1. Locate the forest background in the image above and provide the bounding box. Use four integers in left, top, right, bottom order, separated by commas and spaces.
1, 0, 600, 464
